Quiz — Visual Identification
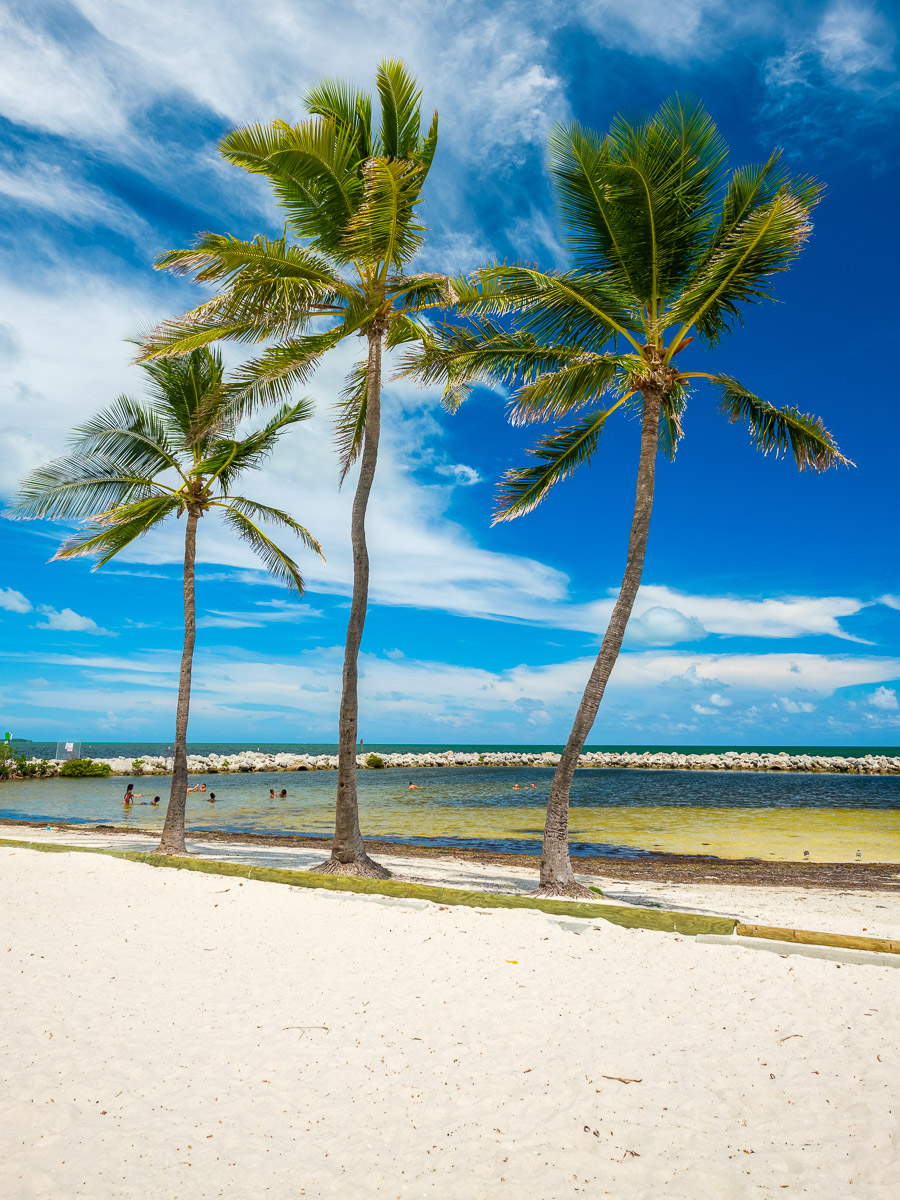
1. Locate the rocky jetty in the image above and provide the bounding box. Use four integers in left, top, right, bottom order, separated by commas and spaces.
24, 748, 900, 776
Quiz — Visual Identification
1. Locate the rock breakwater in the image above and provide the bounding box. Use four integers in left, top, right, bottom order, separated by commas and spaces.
23, 749, 900, 776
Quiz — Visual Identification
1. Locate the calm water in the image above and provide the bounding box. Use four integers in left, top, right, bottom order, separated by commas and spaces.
3, 766, 898, 861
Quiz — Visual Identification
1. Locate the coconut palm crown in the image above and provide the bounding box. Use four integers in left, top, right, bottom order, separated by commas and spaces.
12, 348, 322, 856
139, 60, 446, 878
407, 96, 850, 895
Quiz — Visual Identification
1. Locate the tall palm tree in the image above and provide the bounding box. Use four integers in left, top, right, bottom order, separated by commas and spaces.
12, 349, 322, 856
139, 60, 447, 877
408, 96, 850, 896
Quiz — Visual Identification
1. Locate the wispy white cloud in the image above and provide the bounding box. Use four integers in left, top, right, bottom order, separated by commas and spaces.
34, 605, 115, 636
0, 585, 31, 613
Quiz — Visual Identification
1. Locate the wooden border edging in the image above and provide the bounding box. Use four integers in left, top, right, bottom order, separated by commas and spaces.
0, 837, 733, 936
735, 922, 899, 956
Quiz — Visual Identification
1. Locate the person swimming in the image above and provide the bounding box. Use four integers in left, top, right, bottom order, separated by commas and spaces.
186, 783, 206, 793
269, 789, 276, 799
408, 781, 422, 790
279, 789, 287, 799
208, 792, 216, 803
513, 783, 519, 790
123, 783, 142, 804
151, 796, 160, 805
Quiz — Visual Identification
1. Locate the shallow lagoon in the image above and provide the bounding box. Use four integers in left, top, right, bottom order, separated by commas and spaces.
2, 766, 898, 861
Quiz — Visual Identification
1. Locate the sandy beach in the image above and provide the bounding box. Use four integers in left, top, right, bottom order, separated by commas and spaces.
2, 841, 898, 1199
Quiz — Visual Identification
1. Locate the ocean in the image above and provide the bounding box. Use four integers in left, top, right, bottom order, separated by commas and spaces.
3, 764, 898, 862
8, 740, 900, 759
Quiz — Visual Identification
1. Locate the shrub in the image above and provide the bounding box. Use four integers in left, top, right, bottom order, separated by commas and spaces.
60, 758, 112, 778
132, 759, 146, 773
366, 753, 385, 769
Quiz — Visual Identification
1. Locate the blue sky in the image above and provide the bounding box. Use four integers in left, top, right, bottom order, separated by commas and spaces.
1, 0, 898, 746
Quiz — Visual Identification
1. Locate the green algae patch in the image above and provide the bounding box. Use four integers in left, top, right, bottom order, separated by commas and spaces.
0, 836, 735, 935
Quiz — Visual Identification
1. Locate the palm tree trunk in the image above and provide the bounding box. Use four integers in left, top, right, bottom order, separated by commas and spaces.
314, 330, 389, 878
536, 387, 661, 897
155, 509, 198, 856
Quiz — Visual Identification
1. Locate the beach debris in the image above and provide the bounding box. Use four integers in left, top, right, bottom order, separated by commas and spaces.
777, 1034, 803, 1043
283, 1025, 330, 1040
601, 1075, 642, 1084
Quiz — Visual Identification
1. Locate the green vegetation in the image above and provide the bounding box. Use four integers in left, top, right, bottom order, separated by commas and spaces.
12, 349, 322, 855
366, 753, 386, 768
59, 759, 112, 778
410, 96, 848, 896
140, 60, 446, 881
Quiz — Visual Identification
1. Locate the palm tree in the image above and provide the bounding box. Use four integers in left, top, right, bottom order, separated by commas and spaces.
12, 349, 322, 856
407, 96, 850, 896
139, 60, 447, 878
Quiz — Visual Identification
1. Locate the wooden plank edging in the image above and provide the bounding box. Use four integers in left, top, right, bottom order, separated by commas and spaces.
735, 922, 899, 956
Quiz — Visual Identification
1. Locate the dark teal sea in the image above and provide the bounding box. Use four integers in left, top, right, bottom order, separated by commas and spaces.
8, 740, 899, 759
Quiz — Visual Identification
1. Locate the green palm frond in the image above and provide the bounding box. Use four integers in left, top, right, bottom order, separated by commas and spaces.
303, 78, 373, 161
657, 381, 688, 461
493, 407, 614, 522
196, 398, 315, 491
376, 59, 422, 159
141, 347, 230, 446
156, 232, 343, 296
387, 272, 452, 310
667, 185, 822, 345
715, 376, 851, 471
333, 360, 369, 483
54, 496, 179, 564
71, 396, 184, 477
11, 456, 175, 521
219, 496, 323, 558
509, 353, 629, 425
223, 329, 347, 413
457, 265, 642, 351
342, 156, 426, 269
220, 505, 307, 592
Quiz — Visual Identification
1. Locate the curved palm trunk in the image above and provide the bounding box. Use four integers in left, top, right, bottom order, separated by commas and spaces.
156, 510, 199, 856
537, 388, 661, 897
314, 331, 389, 878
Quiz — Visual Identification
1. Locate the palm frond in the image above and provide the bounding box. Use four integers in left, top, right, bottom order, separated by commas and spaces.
303, 78, 373, 162
196, 398, 315, 492
376, 59, 422, 159
509, 354, 629, 425
54, 497, 179, 565
223, 328, 346, 414
658, 381, 688, 461
220, 506, 307, 592
387, 271, 453, 310
342, 156, 426, 269
69, 396, 184, 478
715, 376, 851, 471
493, 407, 614, 522
333, 359, 368, 483
667, 185, 822, 345
11, 456, 174, 521
219, 496, 323, 558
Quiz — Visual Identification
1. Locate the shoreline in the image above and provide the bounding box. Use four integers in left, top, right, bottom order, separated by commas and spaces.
7, 746, 900, 777
4, 815, 898, 891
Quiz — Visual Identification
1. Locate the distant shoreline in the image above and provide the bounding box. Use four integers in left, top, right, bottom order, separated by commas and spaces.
8, 747, 900, 776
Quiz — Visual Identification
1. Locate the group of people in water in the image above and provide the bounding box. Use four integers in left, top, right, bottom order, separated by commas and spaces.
123, 777, 538, 808
122, 782, 217, 805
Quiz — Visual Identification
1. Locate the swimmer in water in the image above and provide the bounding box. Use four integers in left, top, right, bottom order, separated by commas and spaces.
408, 781, 422, 790
208, 792, 216, 803
279, 789, 287, 799
513, 783, 519, 790
123, 783, 142, 805
151, 796, 160, 805
531, 783, 537, 789
186, 783, 206, 793
270, 789, 276, 798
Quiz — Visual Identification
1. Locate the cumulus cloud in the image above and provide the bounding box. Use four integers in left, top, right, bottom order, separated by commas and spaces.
0, 586, 31, 613
625, 606, 706, 646
867, 686, 899, 711
779, 696, 817, 714
708, 693, 732, 707
33, 606, 115, 636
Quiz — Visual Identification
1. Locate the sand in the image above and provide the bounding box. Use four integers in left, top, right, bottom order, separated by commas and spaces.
2, 845, 898, 1199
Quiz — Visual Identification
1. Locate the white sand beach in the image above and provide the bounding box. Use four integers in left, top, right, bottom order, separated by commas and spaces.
2, 843, 899, 1199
